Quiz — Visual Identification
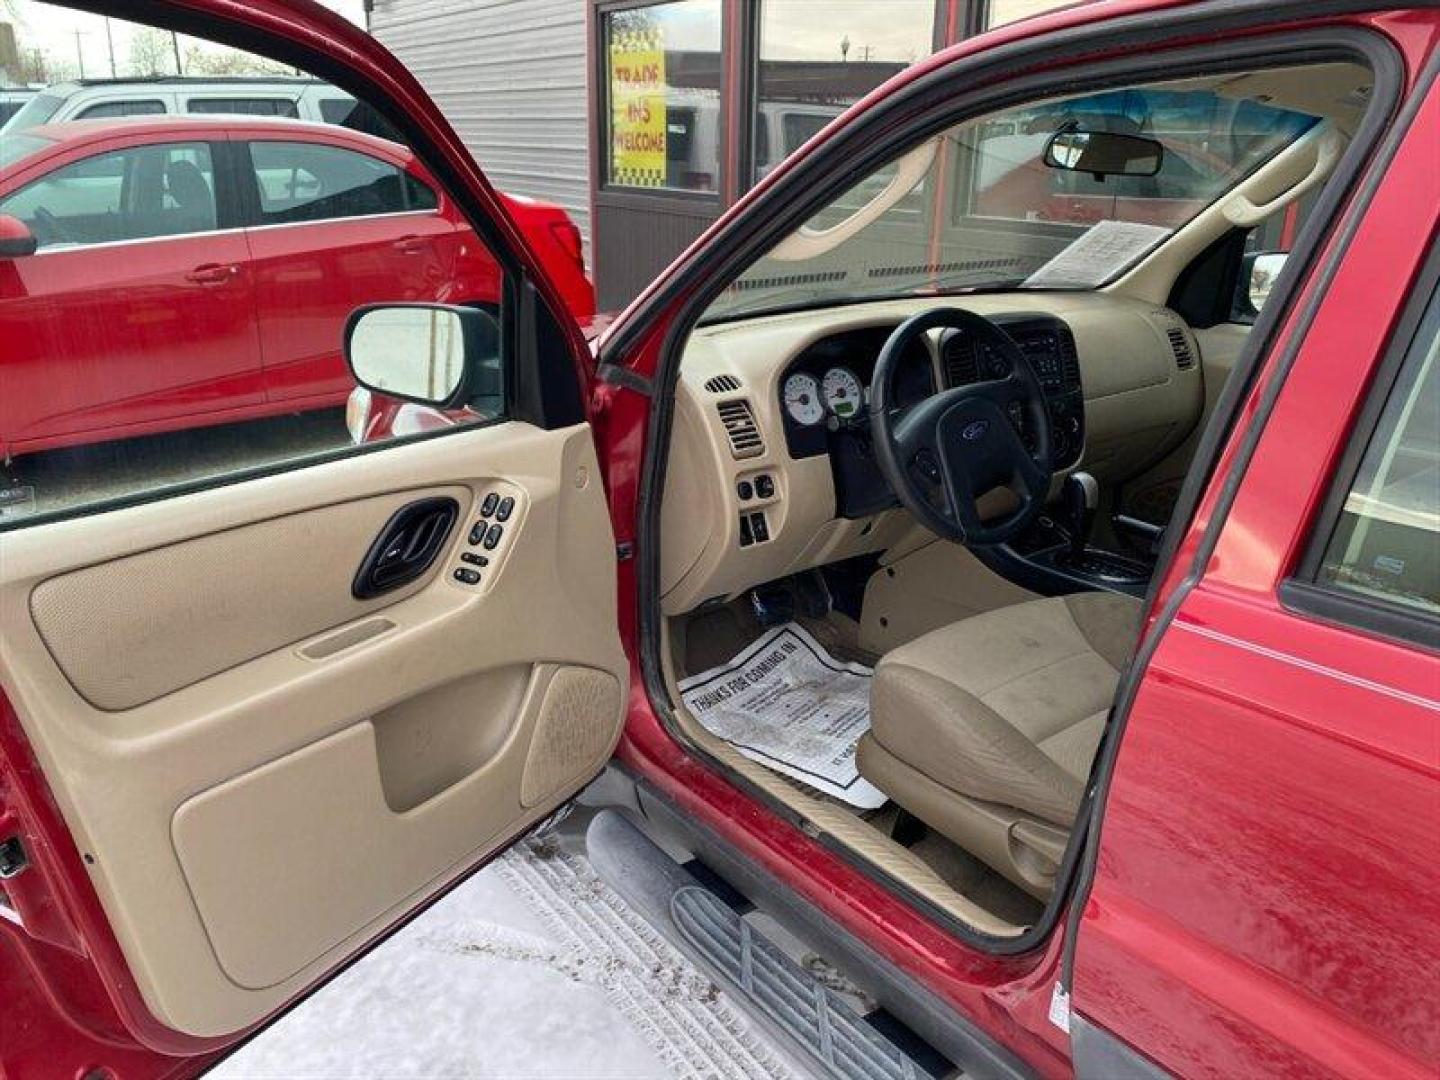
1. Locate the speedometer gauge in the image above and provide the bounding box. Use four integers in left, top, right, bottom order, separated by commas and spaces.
782, 372, 825, 426
821, 367, 865, 420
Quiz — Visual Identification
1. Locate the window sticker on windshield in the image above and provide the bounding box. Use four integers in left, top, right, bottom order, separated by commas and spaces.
1024, 220, 1172, 289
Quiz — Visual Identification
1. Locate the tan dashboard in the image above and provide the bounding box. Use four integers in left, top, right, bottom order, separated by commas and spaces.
659, 293, 1202, 615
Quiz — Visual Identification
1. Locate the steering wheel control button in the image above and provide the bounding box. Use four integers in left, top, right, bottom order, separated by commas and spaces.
755, 474, 775, 499
453, 568, 481, 585
460, 552, 488, 567
480, 492, 500, 517
737, 480, 754, 501
468, 523, 486, 545
483, 524, 504, 550
496, 496, 515, 521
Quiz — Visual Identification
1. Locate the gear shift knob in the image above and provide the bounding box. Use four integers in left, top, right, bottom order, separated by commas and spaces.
1062, 471, 1099, 556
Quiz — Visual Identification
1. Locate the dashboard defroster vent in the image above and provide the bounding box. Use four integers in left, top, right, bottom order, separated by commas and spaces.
1166, 327, 1197, 370
704, 374, 742, 394
715, 399, 765, 460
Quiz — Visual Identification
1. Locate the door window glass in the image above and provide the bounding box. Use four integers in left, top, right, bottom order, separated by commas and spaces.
603, 0, 721, 192
249, 141, 436, 224
187, 97, 301, 117
1315, 303, 1439, 616
0, 141, 216, 248
0, 4, 517, 529
75, 99, 167, 119
985, 0, 1076, 28
752, 0, 936, 183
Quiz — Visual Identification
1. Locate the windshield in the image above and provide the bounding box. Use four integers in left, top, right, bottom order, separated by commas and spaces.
0, 132, 54, 170
703, 75, 1324, 323
1, 91, 65, 135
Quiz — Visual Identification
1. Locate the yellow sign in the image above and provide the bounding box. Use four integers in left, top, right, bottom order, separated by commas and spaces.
609, 26, 667, 187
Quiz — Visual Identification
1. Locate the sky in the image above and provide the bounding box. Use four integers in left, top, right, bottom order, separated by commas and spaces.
6, 0, 366, 81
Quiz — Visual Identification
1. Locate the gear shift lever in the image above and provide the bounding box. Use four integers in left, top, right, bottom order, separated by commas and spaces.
1062, 471, 1099, 559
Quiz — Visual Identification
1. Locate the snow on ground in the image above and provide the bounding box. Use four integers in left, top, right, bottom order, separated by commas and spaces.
209, 832, 809, 1080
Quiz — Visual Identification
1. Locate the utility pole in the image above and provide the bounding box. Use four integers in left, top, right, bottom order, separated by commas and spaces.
72, 28, 87, 78
104, 18, 117, 77
171, 30, 183, 75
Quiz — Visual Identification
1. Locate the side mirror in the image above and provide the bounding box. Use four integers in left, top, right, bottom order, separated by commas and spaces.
1246, 251, 1288, 313
0, 214, 38, 258
1043, 126, 1163, 179
344, 303, 498, 407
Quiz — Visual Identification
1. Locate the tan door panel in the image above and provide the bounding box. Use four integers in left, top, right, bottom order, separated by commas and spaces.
0, 421, 627, 1038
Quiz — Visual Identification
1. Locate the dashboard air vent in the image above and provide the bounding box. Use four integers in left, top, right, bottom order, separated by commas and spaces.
943, 334, 979, 386
1166, 327, 1196, 370
1057, 327, 1082, 391
704, 374, 742, 394
716, 399, 765, 460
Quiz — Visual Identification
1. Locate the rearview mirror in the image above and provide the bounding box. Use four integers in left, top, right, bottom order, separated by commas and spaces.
344, 303, 498, 407
0, 214, 38, 258
1044, 127, 1163, 179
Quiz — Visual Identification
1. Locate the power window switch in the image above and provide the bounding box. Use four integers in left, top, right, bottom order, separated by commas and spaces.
496, 496, 516, 522
480, 493, 500, 517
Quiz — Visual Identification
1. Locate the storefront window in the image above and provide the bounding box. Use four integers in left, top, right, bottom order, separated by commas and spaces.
753, 0, 937, 183
985, 0, 1077, 29
604, 0, 722, 193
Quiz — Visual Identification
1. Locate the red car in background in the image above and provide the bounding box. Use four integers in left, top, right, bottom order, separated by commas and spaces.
0, 117, 592, 461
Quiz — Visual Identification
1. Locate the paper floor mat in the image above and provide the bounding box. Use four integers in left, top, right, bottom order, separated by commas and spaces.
677, 622, 887, 809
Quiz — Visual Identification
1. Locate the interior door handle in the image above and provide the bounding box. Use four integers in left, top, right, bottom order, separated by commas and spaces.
186, 263, 238, 284
353, 497, 459, 600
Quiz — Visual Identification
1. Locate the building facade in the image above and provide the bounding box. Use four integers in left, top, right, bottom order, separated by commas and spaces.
370, 0, 1077, 311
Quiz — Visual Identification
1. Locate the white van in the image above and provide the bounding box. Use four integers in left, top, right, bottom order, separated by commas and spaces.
0, 76, 395, 136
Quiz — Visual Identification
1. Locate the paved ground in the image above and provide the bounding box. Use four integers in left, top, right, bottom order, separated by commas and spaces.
208, 827, 810, 1080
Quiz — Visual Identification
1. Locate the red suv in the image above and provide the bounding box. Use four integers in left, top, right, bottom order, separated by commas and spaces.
0, 3, 1435, 1080
0, 117, 592, 461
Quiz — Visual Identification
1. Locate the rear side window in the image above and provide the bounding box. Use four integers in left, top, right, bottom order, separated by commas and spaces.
0, 141, 217, 248
187, 97, 300, 118
4, 92, 65, 131
248, 140, 437, 225
76, 99, 167, 119
1315, 306, 1438, 617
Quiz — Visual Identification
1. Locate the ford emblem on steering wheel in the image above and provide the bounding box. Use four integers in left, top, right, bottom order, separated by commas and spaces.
961, 419, 990, 441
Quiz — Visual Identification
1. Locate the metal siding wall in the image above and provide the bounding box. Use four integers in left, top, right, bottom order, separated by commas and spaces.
370, 0, 591, 253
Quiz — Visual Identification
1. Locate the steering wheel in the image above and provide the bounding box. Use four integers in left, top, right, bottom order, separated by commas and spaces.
871, 307, 1054, 546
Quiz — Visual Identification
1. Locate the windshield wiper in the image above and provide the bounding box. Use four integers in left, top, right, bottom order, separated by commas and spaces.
700, 284, 869, 324
909, 272, 1031, 296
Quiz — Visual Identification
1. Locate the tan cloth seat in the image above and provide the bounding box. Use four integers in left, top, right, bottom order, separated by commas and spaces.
857, 592, 1142, 896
